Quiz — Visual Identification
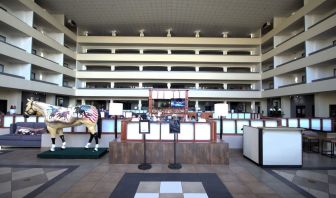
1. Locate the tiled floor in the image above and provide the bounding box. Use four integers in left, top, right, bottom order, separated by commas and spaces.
0, 147, 335, 198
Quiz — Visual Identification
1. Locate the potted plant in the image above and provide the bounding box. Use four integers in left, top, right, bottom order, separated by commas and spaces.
9, 105, 16, 115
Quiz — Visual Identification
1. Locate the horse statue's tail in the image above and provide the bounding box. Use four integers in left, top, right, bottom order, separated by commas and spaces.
97, 109, 102, 138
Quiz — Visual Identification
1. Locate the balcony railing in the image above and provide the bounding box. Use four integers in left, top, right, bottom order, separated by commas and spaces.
31, 79, 58, 85
308, 10, 336, 30
312, 75, 336, 82
308, 43, 336, 56
276, 56, 305, 68
0, 39, 26, 52
262, 66, 274, 72
278, 82, 305, 88
275, 30, 305, 47
0, 72, 25, 79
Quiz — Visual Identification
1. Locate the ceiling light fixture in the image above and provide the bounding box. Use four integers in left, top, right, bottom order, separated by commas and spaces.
194, 30, 200, 38
222, 32, 229, 38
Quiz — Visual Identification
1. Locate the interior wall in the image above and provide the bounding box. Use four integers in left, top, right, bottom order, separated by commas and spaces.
315, 92, 336, 117
290, 94, 314, 117
0, 88, 22, 114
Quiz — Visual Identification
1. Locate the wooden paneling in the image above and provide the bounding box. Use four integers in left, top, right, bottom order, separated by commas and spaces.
109, 141, 229, 164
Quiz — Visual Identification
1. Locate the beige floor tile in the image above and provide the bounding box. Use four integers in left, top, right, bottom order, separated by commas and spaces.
245, 182, 275, 194
223, 181, 252, 194
68, 181, 97, 193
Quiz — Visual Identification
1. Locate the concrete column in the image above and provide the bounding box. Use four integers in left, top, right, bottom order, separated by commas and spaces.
46, 95, 56, 105
82, 81, 86, 88
195, 50, 199, 55
138, 100, 142, 110
110, 82, 114, 88
281, 96, 291, 118
139, 82, 143, 88
139, 49, 144, 54
167, 66, 171, 71
167, 50, 172, 54
139, 65, 143, 71
195, 83, 199, 89
111, 65, 115, 71
223, 66, 227, 72
195, 66, 199, 72
223, 51, 227, 55
81, 99, 85, 105
251, 101, 256, 113
82, 65, 87, 70
167, 82, 171, 89
250, 51, 255, 55
223, 83, 227, 90
195, 100, 199, 111
111, 49, 116, 54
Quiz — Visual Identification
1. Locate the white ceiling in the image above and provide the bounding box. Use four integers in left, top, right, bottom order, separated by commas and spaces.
36, 0, 302, 37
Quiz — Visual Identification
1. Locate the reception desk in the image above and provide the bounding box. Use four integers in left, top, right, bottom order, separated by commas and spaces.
243, 126, 303, 167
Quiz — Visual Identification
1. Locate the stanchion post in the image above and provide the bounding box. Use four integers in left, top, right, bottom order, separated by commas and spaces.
220, 115, 223, 140
138, 120, 151, 170
114, 115, 118, 139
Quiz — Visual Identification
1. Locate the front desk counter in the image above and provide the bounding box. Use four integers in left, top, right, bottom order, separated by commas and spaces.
243, 126, 303, 167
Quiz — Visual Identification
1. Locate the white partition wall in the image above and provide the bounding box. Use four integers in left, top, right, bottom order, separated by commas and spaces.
262, 128, 302, 166
102, 119, 114, 132
223, 120, 235, 134
243, 126, 302, 166
244, 113, 251, 119
25, 116, 36, 122
236, 120, 249, 134
281, 119, 287, 126
251, 120, 263, 127
288, 119, 298, 128
126, 122, 142, 140
322, 119, 332, 131
146, 122, 160, 140
264, 120, 277, 127
195, 122, 211, 140
231, 113, 238, 119
161, 122, 174, 140
3, 116, 13, 127
299, 119, 309, 129
15, 116, 25, 123
178, 122, 194, 140
311, 119, 321, 130
63, 127, 72, 132
38, 117, 45, 123
73, 125, 86, 133
243, 126, 260, 163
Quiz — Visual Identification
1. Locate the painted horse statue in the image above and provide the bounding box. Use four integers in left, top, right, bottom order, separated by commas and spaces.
23, 99, 101, 152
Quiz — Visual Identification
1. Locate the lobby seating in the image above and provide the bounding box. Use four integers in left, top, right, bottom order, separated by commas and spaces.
0, 122, 47, 147
321, 137, 336, 158
302, 131, 320, 153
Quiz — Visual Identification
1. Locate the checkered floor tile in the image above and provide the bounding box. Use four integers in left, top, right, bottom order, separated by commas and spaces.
134, 181, 208, 198
0, 165, 76, 197
111, 173, 231, 198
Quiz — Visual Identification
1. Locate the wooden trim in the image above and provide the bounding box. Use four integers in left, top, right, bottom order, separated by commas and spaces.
121, 120, 127, 142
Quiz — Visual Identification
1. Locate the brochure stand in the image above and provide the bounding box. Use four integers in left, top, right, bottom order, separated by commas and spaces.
138, 120, 151, 170
168, 118, 182, 169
